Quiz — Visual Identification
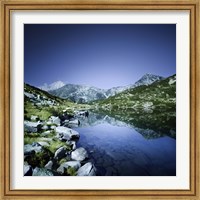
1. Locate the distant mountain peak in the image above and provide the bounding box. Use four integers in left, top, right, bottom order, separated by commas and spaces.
39, 81, 65, 91
134, 74, 164, 87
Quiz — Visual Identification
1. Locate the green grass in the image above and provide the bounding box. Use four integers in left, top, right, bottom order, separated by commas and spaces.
66, 167, 77, 176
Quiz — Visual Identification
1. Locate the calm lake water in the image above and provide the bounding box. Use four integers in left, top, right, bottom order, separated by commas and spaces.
74, 112, 176, 176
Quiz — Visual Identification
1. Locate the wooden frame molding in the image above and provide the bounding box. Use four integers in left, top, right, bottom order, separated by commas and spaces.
0, 0, 199, 199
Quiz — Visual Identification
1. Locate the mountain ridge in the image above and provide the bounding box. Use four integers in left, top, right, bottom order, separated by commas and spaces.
48, 73, 165, 103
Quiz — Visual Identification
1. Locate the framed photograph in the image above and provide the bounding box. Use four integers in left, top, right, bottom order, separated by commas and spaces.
0, 0, 199, 199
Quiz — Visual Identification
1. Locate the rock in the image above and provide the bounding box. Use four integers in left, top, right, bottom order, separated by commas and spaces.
44, 160, 53, 170
56, 126, 80, 141
32, 167, 54, 176
37, 141, 49, 147
57, 161, 81, 174
41, 130, 51, 136
50, 125, 56, 130
65, 161, 81, 170
24, 164, 32, 176
30, 115, 39, 121
41, 125, 49, 130
77, 162, 96, 176
24, 143, 42, 155
54, 146, 67, 160
24, 92, 35, 99
71, 147, 88, 161
24, 121, 42, 133
68, 119, 80, 125
69, 141, 76, 150
49, 116, 61, 126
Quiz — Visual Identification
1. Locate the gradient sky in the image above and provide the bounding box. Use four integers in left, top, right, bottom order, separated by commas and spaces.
24, 24, 176, 89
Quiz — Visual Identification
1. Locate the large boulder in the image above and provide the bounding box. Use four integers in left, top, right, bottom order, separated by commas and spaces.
32, 167, 54, 176
24, 143, 42, 155
71, 147, 88, 161
49, 116, 61, 126
24, 121, 42, 133
56, 126, 80, 141
77, 162, 96, 176
57, 161, 81, 174
54, 146, 67, 160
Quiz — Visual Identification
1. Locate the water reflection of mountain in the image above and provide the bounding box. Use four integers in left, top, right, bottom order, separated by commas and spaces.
76, 111, 176, 139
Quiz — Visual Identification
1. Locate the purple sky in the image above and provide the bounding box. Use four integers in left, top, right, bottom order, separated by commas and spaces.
24, 24, 176, 89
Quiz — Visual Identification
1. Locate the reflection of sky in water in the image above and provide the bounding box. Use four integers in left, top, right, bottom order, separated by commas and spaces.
75, 121, 176, 176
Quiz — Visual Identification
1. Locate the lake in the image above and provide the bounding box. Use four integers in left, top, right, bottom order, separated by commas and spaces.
73, 112, 176, 176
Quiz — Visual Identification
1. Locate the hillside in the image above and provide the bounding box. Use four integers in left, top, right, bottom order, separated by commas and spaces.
91, 74, 176, 138
24, 83, 81, 121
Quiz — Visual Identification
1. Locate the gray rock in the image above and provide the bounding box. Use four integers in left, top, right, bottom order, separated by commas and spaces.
24, 164, 32, 176
68, 119, 80, 125
56, 126, 80, 141
66, 141, 76, 150
32, 167, 54, 176
41, 125, 49, 130
49, 116, 61, 126
24, 143, 42, 155
24, 92, 35, 99
30, 115, 39, 121
50, 125, 56, 130
44, 160, 53, 170
57, 161, 81, 174
71, 147, 88, 161
54, 146, 67, 160
37, 141, 49, 147
70, 141, 76, 150
24, 121, 42, 133
77, 162, 96, 176
41, 130, 51, 136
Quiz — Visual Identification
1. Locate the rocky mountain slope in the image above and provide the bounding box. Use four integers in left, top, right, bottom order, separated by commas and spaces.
91, 74, 176, 138
39, 81, 65, 91
48, 74, 164, 103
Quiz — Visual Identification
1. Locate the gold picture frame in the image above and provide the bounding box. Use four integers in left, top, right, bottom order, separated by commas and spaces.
0, 0, 199, 199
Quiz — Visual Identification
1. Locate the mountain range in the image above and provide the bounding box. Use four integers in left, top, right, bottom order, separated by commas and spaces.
41, 74, 164, 103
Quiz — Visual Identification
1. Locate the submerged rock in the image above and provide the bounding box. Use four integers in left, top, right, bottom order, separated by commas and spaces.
68, 119, 80, 125
32, 167, 54, 176
77, 162, 96, 176
71, 147, 88, 161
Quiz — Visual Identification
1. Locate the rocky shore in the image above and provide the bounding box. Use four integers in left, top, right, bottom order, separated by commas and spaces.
24, 110, 96, 176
